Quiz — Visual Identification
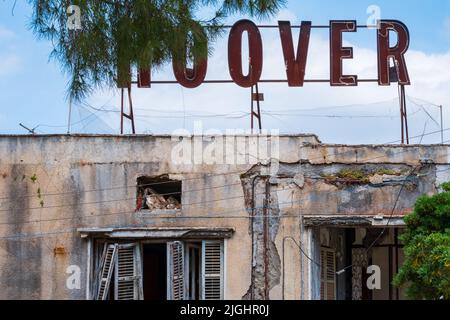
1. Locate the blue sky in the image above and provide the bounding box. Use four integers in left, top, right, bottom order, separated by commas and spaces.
0, 0, 450, 144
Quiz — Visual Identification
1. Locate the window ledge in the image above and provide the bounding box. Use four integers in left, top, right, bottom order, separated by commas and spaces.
136, 208, 182, 216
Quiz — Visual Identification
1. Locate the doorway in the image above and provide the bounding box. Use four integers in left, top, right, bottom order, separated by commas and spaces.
143, 243, 167, 300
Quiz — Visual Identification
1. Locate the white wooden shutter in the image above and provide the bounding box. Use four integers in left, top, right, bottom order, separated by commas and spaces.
95, 243, 118, 300
114, 243, 143, 300
167, 241, 185, 300
320, 247, 336, 300
201, 241, 223, 300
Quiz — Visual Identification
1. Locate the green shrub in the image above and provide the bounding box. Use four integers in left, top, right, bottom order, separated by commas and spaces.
394, 183, 450, 299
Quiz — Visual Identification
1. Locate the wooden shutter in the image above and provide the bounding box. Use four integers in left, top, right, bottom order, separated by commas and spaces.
95, 243, 118, 300
320, 247, 336, 300
167, 241, 185, 300
114, 243, 143, 300
201, 241, 223, 300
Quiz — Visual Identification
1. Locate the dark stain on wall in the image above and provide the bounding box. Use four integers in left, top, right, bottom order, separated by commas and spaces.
1, 164, 42, 299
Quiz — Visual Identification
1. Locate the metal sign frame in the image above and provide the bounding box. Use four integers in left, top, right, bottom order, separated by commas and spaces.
126, 19, 410, 88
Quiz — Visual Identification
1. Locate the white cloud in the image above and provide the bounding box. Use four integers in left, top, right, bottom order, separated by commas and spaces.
84, 11, 450, 145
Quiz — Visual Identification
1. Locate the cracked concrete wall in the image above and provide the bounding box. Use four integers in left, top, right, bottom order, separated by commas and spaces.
237, 159, 445, 300
0, 134, 448, 300
240, 173, 281, 300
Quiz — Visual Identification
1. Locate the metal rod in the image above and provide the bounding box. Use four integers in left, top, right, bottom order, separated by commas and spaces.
120, 89, 124, 134
19, 123, 36, 135
67, 97, 72, 134
440, 105, 444, 144
255, 83, 262, 133
251, 86, 254, 134
128, 86, 136, 134
398, 84, 404, 144
264, 179, 270, 300
131, 78, 380, 85
219, 24, 374, 29
120, 87, 137, 135
402, 85, 409, 144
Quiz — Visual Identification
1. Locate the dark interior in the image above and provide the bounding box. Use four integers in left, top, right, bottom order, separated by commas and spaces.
188, 245, 201, 300
143, 243, 167, 300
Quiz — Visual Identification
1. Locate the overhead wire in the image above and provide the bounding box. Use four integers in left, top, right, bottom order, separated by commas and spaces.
0, 129, 448, 241
2, 152, 450, 232
0, 163, 446, 242
0, 125, 449, 204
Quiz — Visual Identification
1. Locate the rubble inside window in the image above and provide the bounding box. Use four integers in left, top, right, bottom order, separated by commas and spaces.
136, 175, 182, 211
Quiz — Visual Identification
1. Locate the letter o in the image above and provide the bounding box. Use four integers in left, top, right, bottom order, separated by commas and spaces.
172, 30, 208, 88
228, 20, 263, 87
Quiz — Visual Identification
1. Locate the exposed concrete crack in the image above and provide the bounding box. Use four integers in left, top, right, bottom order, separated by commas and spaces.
240, 165, 282, 300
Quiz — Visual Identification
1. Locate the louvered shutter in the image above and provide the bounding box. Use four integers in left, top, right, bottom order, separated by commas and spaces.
95, 243, 118, 300
201, 241, 223, 300
320, 249, 325, 299
320, 247, 336, 300
114, 243, 143, 300
167, 241, 185, 300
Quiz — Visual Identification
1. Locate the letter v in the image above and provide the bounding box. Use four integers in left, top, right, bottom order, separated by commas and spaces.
278, 21, 311, 87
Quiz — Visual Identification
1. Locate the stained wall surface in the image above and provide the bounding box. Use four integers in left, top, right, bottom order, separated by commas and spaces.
0, 134, 448, 300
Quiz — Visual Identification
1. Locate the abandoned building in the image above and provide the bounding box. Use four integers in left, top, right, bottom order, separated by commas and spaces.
0, 133, 449, 300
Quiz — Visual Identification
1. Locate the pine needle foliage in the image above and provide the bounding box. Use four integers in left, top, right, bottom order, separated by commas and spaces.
28, 0, 286, 101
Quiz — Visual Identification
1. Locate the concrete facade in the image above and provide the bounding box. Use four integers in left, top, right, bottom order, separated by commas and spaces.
0, 134, 449, 300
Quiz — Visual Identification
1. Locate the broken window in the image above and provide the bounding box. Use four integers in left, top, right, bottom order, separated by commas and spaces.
136, 175, 181, 211
92, 240, 224, 300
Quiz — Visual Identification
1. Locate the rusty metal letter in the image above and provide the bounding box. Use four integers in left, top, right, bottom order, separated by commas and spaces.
137, 67, 151, 88
172, 34, 208, 88
278, 21, 311, 87
228, 19, 263, 88
377, 20, 410, 85
330, 20, 358, 86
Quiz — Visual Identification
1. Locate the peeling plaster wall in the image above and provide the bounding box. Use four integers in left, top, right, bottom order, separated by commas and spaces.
0, 134, 448, 300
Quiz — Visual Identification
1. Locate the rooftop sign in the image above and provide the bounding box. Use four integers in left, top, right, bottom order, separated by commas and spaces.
130, 19, 411, 89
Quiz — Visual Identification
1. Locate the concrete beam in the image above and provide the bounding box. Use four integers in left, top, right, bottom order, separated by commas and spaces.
303, 215, 405, 228
77, 226, 235, 239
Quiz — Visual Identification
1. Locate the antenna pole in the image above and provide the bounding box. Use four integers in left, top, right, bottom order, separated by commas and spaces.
398, 83, 409, 144
19, 123, 36, 135
67, 97, 72, 134
251, 83, 263, 134
120, 86, 136, 135
440, 105, 444, 144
